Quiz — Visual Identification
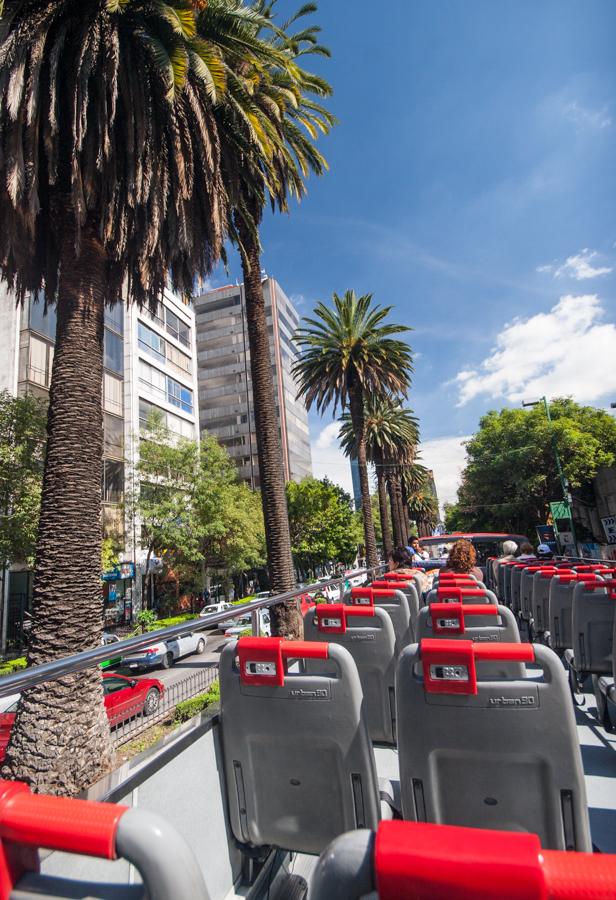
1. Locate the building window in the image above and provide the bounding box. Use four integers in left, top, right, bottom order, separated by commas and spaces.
138, 322, 166, 365
166, 376, 193, 413
27, 335, 54, 387
103, 373, 123, 415
104, 328, 123, 374
139, 359, 167, 400
166, 342, 192, 376
104, 413, 124, 458
103, 459, 124, 503
102, 503, 124, 540
165, 309, 191, 347
29, 296, 57, 341
104, 303, 124, 335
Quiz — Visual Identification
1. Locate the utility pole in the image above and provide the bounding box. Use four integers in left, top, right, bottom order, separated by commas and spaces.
522, 397, 578, 553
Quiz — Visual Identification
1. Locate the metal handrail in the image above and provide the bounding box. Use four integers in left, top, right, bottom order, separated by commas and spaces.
0, 565, 385, 698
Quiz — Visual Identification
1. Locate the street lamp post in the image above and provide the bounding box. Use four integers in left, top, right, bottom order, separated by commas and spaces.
522, 396, 578, 553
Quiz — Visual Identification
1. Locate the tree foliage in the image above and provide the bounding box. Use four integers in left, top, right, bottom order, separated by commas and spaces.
445, 399, 616, 536
129, 416, 265, 597
286, 477, 362, 573
0, 390, 46, 568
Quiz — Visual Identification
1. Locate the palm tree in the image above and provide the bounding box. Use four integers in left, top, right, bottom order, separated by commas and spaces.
339, 397, 419, 562
200, 0, 335, 634
404, 463, 438, 536
0, 0, 230, 794
293, 291, 413, 570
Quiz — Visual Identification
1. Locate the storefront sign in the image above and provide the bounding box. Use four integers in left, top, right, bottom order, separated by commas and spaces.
601, 516, 616, 545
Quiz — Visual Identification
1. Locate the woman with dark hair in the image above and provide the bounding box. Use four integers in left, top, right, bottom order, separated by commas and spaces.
389, 546, 416, 575
442, 539, 483, 581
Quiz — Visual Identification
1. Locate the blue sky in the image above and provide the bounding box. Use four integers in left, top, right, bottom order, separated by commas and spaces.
210, 0, 616, 505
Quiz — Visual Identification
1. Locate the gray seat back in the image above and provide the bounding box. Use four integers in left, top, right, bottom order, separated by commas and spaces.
415, 603, 523, 678
502, 561, 516, 605
220, 637, 380, 854
370, 579, 421, 629
303, 604, 397, 743
425, 585, 497, 606
571, 578, 615, 675
396, 640, 591, 851
519, 566, 556, 618
351, 586, 414, 651
532, 569, 570, 633
510, 563, 534, 614
549, 574, 602, 651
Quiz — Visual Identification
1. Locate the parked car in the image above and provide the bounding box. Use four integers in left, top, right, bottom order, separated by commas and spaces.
223, 610, 271, 639
315, 577, 341, 602
253, 591, 272, 601
0, 674, 165, 760
199, 601, 234, 626
100, 632, 123, 670
122, 631, 207, 671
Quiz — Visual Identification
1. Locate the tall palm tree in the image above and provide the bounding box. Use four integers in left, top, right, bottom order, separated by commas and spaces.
0, 0, 230, 794
339, 397, 419, 562
200, 0, 335, 634
293, 291, 413, 570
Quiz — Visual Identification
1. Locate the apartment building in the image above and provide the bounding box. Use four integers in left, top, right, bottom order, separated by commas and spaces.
0, 285, 199, 643
194, 277, 312, 487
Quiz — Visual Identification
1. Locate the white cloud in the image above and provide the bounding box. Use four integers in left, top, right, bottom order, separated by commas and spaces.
538, 249, 612, 281
315, 421, 341, 449
561, 100, 612, 131
310, 421, 355, 496
420, 436, 470, 510
453, 294, 616, 406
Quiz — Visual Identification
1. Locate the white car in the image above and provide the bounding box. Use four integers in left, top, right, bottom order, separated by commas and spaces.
316, 577, 341, 602
122, 631, 207, 671
223, 610, 271, 639
199, 602, 234, 627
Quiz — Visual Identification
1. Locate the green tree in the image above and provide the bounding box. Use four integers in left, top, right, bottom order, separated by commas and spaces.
207, 1, 335, 635
339, 398, 419, 561
0, 0, 232, 792
447, 399, 616, 537
0, 391, 47, 572
286, 477, 362, 575
293, 291, 413, 569
130, 420, 265, 603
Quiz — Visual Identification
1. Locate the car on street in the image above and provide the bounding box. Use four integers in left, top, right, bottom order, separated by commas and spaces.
0, 674, 165, 760
315, 577, 341, 602
199, 601, 234, 626
100, 632, 123, 670
121, 631, 207, 671
223, 609, 271, 639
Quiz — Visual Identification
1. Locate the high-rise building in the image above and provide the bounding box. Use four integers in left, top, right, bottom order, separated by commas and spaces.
0, 285, 199, 643
350, 459, 362, 510
194, 277, 312, 487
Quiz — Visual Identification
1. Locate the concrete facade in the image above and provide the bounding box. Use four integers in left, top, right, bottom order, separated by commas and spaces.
193, 277, 312, 487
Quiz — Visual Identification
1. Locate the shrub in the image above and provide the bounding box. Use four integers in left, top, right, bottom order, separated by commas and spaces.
231, 595, 255, 606
148, 613, 196, 631
174, 680, 220, 724
0, 657, 27, 677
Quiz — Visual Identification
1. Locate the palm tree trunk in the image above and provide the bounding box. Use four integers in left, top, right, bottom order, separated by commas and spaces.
348, 386, 379, 570
2, 219, 113, 795
235, 214, 299, 638
387, 468, 405, 547
400, 478, 411, 538
374, 451, 392, 562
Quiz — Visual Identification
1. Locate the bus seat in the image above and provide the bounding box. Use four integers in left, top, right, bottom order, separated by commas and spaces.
395, 639, 591, 851
549, 574, 602, 653
567, 577, 616, 687
220, 638, 383, 855
519, 566, 557, 621
425, 585, 497, 606
303, 603, 397, 744
371, 579, 420, 621
531, 568, 573, 638
350, 587, 414, 651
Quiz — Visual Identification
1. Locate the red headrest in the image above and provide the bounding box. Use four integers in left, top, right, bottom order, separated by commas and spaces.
238, 637, 329, 686
436, 586, 489, 603
316, 602, 375, 634
420, 639, 534, 696
430, 602, 498, 635
371, 579, 410, 591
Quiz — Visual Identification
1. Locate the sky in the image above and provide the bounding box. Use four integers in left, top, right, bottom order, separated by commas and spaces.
208, 0, 616, 509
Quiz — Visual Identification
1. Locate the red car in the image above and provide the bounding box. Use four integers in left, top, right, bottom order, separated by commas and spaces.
0, 673, 164, 760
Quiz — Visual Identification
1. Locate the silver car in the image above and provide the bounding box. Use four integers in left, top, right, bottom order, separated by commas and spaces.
122, 631, 207, 671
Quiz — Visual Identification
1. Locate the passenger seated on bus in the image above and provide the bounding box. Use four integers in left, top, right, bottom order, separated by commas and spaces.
517, 541, 536, 560
536, 542, 554, 560
491, 540, 518, 582
406, 536, 429, 560
441, 539, 483, 581
388, 546, 416, 576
